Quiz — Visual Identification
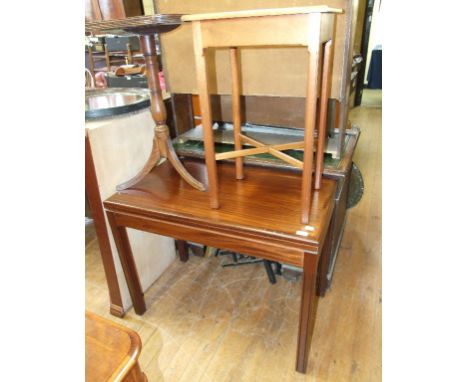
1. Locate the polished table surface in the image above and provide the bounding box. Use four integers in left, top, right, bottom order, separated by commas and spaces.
85, 311, 147, 382
105, 158, 336, 258
104, 158, 336, 373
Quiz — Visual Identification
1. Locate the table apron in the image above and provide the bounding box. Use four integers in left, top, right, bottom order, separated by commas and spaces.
113, 212, 318, 267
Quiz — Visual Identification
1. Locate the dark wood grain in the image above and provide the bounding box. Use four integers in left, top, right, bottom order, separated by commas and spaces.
189, 94, 341, 131
85, 14, 181, 35
168, 94, 195, 136
105, 159, 336, 252
176, 240, 189, 262
296, 252, 320, 373
317, 215, 334, 297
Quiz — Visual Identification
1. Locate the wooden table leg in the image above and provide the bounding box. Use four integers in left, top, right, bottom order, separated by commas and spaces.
316, 216, 334, 297
106, 211, 147, 315
176, 240, 189, 262
116, 34, 205, 192
296, 252, 320, 373
300, 40, 321, 224
315, 39, 333, 190
193, 21, 219, 208
85, 135, 124, 317
230, 47, 244, 180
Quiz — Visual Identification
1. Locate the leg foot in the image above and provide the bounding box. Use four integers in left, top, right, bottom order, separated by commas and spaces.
110, 303, 126, 318
176, 240, 189, 262
263, 260, 277, 284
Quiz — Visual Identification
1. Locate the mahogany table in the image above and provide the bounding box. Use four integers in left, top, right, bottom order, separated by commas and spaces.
85, 311, 147, 382
104, 158, 336, 373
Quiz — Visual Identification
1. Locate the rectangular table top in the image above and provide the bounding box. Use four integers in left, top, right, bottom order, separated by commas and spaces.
104, 159, 336, 250
181, 6, 343, 22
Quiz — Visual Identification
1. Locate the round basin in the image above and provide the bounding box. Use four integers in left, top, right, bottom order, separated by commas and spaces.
85, 87, 151, 120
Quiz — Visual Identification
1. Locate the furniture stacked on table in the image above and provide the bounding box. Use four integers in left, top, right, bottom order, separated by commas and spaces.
182, 7, 339, 224
160, 0, 362, 288
174, 123, 360, 288
159, 0, 361, 157
86, 5, 362, 374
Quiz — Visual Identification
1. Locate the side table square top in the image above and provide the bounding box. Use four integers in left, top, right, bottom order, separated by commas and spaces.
181, 6, 343, 22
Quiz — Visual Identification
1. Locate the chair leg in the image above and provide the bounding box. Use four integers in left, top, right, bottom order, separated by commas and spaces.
315, 39, 333, 190
296, 252, 319, 373
192, 21, 219, 209
176, 240, 189, 262
230, 47, 244, 180
263, 260, 277, 284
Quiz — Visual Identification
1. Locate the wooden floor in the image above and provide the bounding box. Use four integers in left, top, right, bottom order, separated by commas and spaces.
85, 105, 382, 382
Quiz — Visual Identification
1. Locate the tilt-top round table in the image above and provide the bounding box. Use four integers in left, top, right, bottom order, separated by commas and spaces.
86, 15, 205, 192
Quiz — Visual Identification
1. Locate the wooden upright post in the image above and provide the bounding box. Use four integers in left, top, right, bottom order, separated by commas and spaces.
315, 40, 333, 190
230, 47, 244, 180
301, 36, 321, 225
193, 21, 219, 208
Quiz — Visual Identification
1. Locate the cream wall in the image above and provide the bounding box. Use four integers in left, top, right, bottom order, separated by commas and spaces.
143, 0, 154, 15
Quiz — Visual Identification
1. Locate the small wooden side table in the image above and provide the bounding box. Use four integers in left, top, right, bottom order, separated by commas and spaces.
86, 15, 205, 193
182, 6, 342, 224
85, 311, 147, 382
104, 159, 336, 373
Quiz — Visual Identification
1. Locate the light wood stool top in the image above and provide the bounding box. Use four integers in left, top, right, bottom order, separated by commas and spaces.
181, 6, 342, 22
